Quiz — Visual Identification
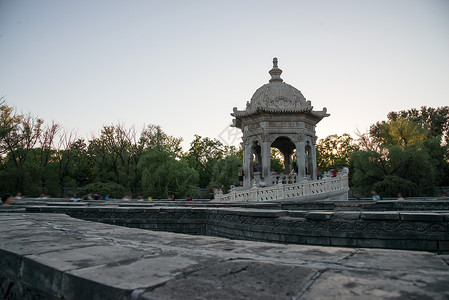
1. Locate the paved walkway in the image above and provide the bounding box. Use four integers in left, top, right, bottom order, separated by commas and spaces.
1, 213, 448, 299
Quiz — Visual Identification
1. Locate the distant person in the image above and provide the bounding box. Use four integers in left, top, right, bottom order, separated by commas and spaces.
186, 196, 192, 201
14, 193, 24, 199
397, 192, 405, 200
441, 192, 447, 198
168, 193, 175, 200
148, 194, 152, 201
209, 186, 217, 200
104, 194, 110, 201
70, 194, 81, 202
371, 190, 381, 201
341, 165, 349, 175
1, 193, 14, 206
258, 177, 266, 188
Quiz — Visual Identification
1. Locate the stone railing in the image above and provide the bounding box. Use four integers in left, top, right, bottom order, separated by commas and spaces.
213, 174, 349, 202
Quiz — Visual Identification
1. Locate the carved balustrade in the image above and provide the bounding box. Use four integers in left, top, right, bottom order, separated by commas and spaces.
213, 174, 348, 202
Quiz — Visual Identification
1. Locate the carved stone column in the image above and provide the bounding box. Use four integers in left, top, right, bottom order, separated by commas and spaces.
261, 139, 271, 185
282, 149, 292, 173
311, 136, 318, 180
296, 138, 306, 181
242, 141, 252, 187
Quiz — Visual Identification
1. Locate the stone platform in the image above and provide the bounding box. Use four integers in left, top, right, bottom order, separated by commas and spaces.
1, 213, 449, 299
7, 198, 448, 252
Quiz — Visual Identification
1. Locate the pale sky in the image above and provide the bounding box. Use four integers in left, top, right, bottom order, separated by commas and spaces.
1, 0, 448, 150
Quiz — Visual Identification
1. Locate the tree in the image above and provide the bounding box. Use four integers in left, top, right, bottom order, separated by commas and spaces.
53, 131, 79, 197
185, 135, 227, 188
374, 106, 449, 144
0, 102, 43, 193
140, 124, 184, 157
68, 138, 91, 192
209, 154, 241, 191
34, 122, 60, 194
139, 147, 198, 199
369, 119, 428, 147
80, 182, 126, 199
316, 134, 359, 172
352, 119, 442, 197
270, 148, 284, 173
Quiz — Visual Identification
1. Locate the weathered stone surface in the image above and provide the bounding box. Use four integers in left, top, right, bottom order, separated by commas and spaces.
301, 269, 449, 300
1, 213, 448, 299
305, 211, 334, 220
214, 208, 288, 217
361, 211, 400, 220
333, 212, 360, 220
141, 260, 317, 300
400, 212, 445, 222
287, 210, 308, 218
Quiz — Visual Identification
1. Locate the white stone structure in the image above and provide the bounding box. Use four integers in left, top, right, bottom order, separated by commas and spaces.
214, 174, 349, 202
232, 58, 329, 188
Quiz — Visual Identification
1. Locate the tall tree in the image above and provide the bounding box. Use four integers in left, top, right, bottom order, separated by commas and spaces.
139, 147, 198, 199
209, 154, 241, 191
54, 131, 78, 197
373, 106, 449, 144
68, 138, 91, 192
352, 119, 443, 196
0, 103, 43, 193
316, 133, 359, 172
34, 122, 60, 193
185, 135, 226, 188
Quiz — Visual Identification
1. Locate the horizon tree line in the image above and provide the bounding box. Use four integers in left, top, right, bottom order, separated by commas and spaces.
1, 99, 448, 199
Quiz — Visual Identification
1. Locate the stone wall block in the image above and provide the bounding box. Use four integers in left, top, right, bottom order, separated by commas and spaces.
361, 212, 400, 220
305, 212, 334, 220
400, 213, 444, 222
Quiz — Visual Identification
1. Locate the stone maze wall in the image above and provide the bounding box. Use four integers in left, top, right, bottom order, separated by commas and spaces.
2, 213, 449, 300
7, 199, 448, 253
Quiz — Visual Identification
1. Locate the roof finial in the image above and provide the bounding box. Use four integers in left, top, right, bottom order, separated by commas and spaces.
269, 57, 283, 82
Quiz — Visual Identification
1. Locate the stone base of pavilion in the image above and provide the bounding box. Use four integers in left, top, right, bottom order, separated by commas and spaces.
213, 174, 349, 202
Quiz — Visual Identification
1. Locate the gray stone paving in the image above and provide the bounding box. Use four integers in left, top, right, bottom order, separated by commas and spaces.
1, 213, 449, 299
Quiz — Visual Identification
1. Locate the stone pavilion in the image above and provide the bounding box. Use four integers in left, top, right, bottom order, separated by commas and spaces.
231, 58, 329, 187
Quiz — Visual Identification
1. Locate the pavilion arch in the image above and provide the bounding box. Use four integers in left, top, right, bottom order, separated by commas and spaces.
250, 140, 262, 178
271, 136, 296, 174
305, 141, 313, 178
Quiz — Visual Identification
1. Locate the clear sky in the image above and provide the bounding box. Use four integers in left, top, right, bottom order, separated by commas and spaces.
1, 0, 448, 150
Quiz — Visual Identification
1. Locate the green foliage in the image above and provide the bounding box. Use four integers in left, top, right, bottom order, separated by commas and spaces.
316, 134, 359, 172
185, 135, 226, 188
139, 148, 199, 199
372, 176, 420, 198
0, 102, 43, 192
79, 182, 127, 199
270, 148, 284, 173
209, 154, 241, 191
352, 119, 443, 196
3, 98, 447, 201
386, 106, 449, 143
369, 119, 428, 147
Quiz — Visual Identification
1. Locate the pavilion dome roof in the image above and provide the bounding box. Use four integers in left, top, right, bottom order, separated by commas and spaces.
232, 58, 315, 118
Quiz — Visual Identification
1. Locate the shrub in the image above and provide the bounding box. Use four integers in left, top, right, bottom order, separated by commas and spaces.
79, 182, 127, 199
